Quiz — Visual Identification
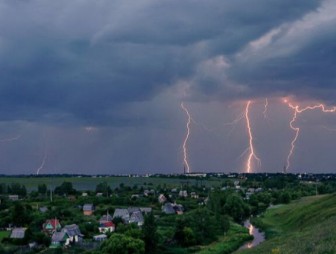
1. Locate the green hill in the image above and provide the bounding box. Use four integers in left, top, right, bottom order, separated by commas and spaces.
236, 194, 336, 254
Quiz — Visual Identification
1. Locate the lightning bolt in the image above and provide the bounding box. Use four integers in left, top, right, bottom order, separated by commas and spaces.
263, 98, 268, 118
284, 99, 336, 171
36, 151, 47, 175
0, 135, 21, 142
245, 101, 261, 173
181, 102, 191, 173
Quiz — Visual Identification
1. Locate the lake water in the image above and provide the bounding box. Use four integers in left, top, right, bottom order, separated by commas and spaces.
239, 219, 265, 250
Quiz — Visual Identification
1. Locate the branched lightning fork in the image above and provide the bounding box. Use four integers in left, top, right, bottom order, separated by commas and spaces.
284, 99, 336, 171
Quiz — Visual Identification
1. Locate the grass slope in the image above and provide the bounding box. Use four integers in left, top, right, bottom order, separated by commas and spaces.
236, 194, 336, 254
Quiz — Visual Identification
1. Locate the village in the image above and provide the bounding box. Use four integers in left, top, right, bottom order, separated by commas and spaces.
0, 173, 331, 253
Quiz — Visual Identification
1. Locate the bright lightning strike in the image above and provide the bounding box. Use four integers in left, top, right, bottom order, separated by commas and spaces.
245, 101, 261, 173
284, 99, 336, 171
181, 102, 191, 173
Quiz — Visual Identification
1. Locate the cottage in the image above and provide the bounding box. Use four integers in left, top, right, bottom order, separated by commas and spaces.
98, 221, 115, 233
190, 192, 199, 199
129, 211, 144, 226
112, 207, 144, 226
8, 195, 19, 201
43, 219, 61, 236
93, 234, 107, 242
158, 194, 167, 203
83, 204, 95, 216
179, 190, 188, 198
140, 207, 152, 214
39, 206, 48, 213
62, 224, 83, 243
162, 203, 175, 214
10, 228, 26, 239
50, 231, 70, 248
162, 203, 184, 215
99, 214, 113, 224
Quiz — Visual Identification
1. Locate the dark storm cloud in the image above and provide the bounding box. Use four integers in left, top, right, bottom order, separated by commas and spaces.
0, 0, 322, 125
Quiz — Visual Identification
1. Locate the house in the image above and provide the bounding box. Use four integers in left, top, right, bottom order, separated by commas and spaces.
96, 192, 103, 197
113, 208, 130, 222
129, 211, 144, 226
162, 203, 184, 215
10, 228, 26, 239
140, 207, 152, 214
83, 204, 95, 216
50, 231, 70, 248
82, 192, 88, 197
162, 203, 176, 214
98, 212, 115, 233
190, 192, 199, 199
158, 194, 167, 203
112, 207, 145, 226
179, 190, 188, 198
99, 214, 113, 224
39, 206, 48, 213
43, 219, 61, 236
8, 195, 19, 201
93, 234, 107, 242
98, 221, 115, 233
62, 224, 83, 243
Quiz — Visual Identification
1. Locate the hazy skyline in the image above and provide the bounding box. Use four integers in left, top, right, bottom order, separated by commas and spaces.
1, 0, 336, 174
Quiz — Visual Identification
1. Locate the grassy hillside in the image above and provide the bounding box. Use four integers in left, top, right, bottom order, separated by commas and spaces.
236, 194, 336, 254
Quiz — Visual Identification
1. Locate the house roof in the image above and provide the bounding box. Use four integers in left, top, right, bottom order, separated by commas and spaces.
99, 214, 113, 223
83, 204, 94, 211
99, 221, 115, 228
129, 211, 144, 224
162, 203, 175, 214
10, 228, 26, 239
52, 231, 69, 243
113, 208, 130, 220
63, 224, 82, 237
44, 219, 60, 229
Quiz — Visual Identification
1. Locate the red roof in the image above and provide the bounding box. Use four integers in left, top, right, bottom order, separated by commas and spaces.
45, 219, 60, 229
100, 221, 115, 228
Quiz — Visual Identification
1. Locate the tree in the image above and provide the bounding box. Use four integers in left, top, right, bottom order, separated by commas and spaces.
38, 184, 47, 195
142, 213, 158, 253
96, 182, 112, 196
54, 182, 76, 195
223, 194, 250, 222
100, 233, 145, 254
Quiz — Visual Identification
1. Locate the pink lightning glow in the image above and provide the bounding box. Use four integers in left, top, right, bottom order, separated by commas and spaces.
284, 99, 336, 171
181, 102, 191, 173
245, 101, 261, 173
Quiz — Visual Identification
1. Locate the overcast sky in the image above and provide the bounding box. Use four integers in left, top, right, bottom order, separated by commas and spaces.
1, 0, 336, 175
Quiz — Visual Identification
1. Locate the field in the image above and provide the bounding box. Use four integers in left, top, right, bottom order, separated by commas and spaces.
236, 194, 336, 254
0, 176, 223, 192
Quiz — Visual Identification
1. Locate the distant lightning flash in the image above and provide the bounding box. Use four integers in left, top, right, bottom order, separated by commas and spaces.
0, 135, 21, 142
36, 150, 47, 175
284, 99, 336, 171
263, 98, 269, 118
181, 102, 191, 173
245, 101, 261, 173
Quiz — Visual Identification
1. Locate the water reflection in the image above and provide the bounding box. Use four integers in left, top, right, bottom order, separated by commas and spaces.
240, 220, 265, 250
